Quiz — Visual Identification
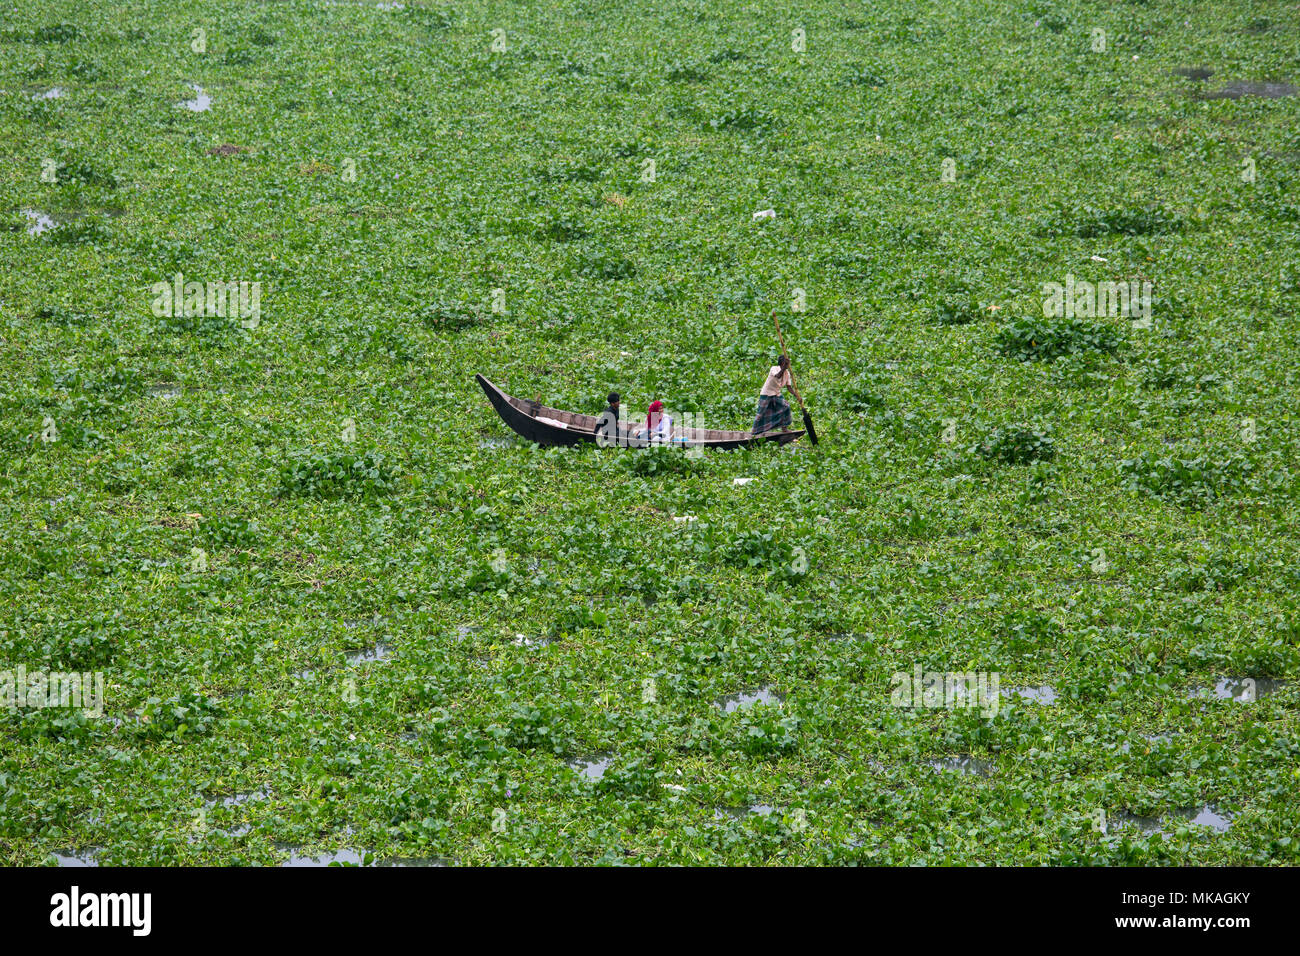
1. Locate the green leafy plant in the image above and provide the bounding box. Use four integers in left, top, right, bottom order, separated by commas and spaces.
501, 703, 576, 755
995, 316, 1123, 361
535, 212, 588, 242
1037, 203, 1186, 237
620, 446, 703, 476
933, 292, 982, 325
417, 301, 483, 331
278, 451, 398, 498
134, 693, 224, 741
199, 515, 259, 549
971, 424, 1057, 465
1121, 454, 1252, 508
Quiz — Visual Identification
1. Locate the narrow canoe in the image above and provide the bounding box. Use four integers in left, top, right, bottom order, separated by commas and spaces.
475, 374, 804, 450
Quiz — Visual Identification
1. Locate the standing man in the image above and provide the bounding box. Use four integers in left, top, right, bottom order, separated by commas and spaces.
753, 355, 794, 435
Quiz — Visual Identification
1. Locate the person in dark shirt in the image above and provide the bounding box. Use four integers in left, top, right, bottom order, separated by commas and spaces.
594, 391, 621, 446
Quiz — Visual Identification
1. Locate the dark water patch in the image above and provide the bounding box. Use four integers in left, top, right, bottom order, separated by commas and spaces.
1110, 809, 1163, 833
1002, 684, 1058, 704
194, 822, 251, 840
714, 804, 775, 820
1120, 733, 1175, 754
176, 84, 211, 111
454, 623, 482, 640
512, 632, 556, 647
929, 755, 995, 776
346, 642, 391, 665
1186, 806, 1234, 831
568, 754, 612, 780
1172, 67, 1214, 82
824, 631, 873, 642
375, 856, 452, 867
106, 714, 142, 732
1205, 81, 1296, 100
194, 790, 268, 838
1189, 677, 1291, 702
22, 209, 57, 235
280, 848, 366, 866
202, 788, 268, 808
1111, 805, 1234, 835
716, 686, 785, 712
50, 849, 101, 866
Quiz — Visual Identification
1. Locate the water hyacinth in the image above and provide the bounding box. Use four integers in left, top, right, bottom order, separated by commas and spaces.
1, 0, 1297, 874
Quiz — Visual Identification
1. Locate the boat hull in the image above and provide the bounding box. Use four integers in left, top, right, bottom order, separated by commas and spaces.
475, 374, 804, 450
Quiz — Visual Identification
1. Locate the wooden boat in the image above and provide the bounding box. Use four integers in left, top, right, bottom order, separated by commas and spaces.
475, 374, 805, 450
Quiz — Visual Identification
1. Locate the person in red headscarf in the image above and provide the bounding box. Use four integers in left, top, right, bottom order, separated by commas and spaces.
636, 399, 674, 443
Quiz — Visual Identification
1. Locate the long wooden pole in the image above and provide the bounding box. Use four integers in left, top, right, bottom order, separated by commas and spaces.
773, 312, 819, 445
